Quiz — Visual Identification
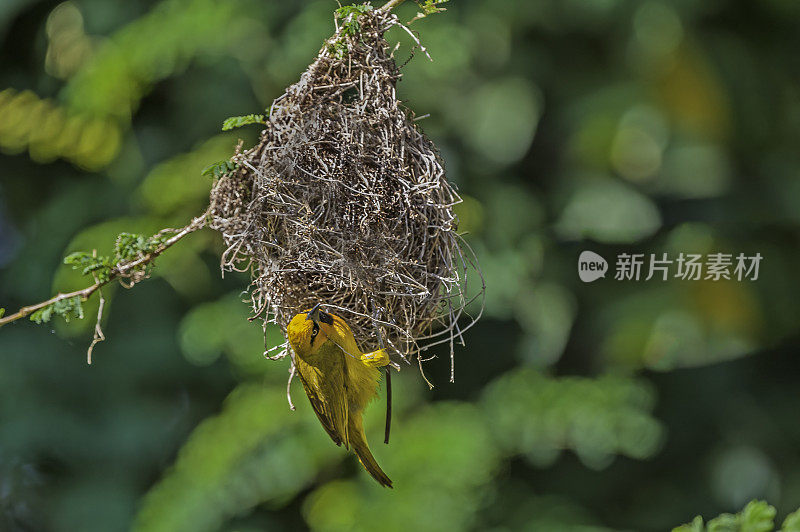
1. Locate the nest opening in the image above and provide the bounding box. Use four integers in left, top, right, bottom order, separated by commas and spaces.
208, 9, 482, 378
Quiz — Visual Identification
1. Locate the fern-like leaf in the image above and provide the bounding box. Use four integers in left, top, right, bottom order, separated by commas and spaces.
673, 500, 778, 532
30, 296, 84, 324
201, 160, 238, 179
221, 114, 265, 131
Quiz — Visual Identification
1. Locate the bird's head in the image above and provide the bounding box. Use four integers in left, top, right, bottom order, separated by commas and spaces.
287, 303, 336, 354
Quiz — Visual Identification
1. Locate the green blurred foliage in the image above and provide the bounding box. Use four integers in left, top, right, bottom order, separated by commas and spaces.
304, 403, 498, 532
2, 0, 800, 531
483, 369, 663, 469
673, 499, 800, 532
133, 384, 341, 532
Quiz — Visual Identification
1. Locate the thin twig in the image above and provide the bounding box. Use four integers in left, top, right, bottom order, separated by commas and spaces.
392, 19, 432, 61
418, 355, 433, 390
87, 288, 105, 365
287, 361, 297, 411
407, 6, 447, 25
0, 210, 208, 328
86, 251, 106, 365
1, 285, 102, 328
378, 0, 406, 13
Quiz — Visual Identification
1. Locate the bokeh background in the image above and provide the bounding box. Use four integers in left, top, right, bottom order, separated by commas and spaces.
2, 0, 800, 530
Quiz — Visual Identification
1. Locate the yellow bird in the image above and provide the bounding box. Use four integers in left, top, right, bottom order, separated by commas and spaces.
287, 304, 393, 487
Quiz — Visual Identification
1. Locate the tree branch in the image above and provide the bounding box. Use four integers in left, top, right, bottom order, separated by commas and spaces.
0, 210, 208, 328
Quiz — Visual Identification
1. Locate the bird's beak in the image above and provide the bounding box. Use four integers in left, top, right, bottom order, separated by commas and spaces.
306, 303, 322, 323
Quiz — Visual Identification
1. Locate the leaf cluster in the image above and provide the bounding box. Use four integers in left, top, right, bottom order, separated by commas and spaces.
115, 232, 168, 262
328, 3, 373, 58
199, 113, 267, 180
29, 296, 84, 325
30, 231, 175, 326
335, 3, 372, 36
411, 0, 448, 22
63, 252, 115, 283
674, 500, 800, 532
61, 231, 167, 285
201, 160, 238, 179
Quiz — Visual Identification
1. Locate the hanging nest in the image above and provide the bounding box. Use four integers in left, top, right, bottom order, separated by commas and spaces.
208, 7, 482, 377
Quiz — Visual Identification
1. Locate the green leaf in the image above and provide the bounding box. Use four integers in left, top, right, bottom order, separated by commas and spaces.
334, 4, 373, 38
413, 0, 448, 19
334, 3, 373, 19
0, 308, 4, 318
64, 251, 114, 282
673, 516, 706, 532
201, 160, 238, 179
221, 114, 265, 131
30, 307, 53, 325
115, 232, 149, 262
62, 229, 171, 288
707, 513, 740, 532
782, 508, 800, 531
739, 500, 776, 532
113, 232, 169, 280
327, 41, 348, 60
30, 296, 84, 324
673, 501, 780, 532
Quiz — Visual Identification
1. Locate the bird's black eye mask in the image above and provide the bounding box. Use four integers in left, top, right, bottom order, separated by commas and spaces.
306, 304, 333, 344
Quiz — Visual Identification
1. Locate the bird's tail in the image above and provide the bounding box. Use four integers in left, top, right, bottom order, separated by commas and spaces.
349, 415, 393, 488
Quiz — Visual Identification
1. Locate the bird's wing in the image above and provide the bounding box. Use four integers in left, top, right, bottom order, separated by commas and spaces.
295, 345, 350, 448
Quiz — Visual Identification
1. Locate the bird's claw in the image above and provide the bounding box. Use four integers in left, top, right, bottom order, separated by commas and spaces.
361, 349, 390, 367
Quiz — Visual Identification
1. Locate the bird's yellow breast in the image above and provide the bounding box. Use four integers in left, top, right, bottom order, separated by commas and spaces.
285, 307, 393, 487
287, 311, 382, 412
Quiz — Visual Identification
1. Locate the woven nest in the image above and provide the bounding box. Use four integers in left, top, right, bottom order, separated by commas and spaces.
208, 8, 482, 377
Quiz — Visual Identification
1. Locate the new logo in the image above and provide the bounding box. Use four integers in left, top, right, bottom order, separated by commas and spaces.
578, 251, 608, 283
